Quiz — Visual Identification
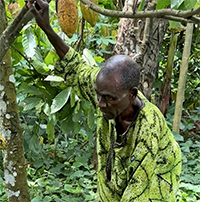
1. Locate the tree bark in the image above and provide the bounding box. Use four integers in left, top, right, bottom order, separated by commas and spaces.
0, 0, 30, 201
114, 0, 168, 99
159, 32, 178, 116
172, 23, 194, 134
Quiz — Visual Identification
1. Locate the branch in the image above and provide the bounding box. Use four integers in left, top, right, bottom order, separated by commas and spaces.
0, 0, 51, 63
80, 0, 200, 23
1, 0, 199, 63
0, 5, 34, 62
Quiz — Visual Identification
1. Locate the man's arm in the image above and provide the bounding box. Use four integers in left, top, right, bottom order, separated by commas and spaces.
27, 0, 69, 59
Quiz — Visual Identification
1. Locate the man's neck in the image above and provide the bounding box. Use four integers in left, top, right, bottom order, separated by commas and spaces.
115, 97, 143, 135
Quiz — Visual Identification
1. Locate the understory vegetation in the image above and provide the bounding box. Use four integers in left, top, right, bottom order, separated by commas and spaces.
0, 0, 200, 201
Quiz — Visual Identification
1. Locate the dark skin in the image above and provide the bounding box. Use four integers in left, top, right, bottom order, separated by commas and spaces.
28, 0, 143, 135
95, 68, 143, 135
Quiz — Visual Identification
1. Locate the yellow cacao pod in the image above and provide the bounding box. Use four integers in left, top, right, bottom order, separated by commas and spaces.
80, 0, 99, 27
57, 0, 78, 38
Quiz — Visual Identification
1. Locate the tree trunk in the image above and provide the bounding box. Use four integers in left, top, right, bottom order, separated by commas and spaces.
172, 23, 194, 134
114, 0, 168, 99
159, 32, 178, 116
0, 0, 30, 201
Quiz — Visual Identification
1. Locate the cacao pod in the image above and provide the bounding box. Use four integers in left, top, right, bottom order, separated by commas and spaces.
57, 0, 78, 38
8, 2, 21, 17
80, 0, 99, 27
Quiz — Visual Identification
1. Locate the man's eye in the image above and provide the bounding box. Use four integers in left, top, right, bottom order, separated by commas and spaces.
106, 96, 114, 101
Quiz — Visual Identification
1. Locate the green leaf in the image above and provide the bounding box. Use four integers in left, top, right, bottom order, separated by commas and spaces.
24, 85, 43, 96
137, 0, 146, 11
156, 0, 170, 9
169, 21, 184, 32
23, 97, 42, 111
82, 49, 97, 67
16, 68, 31, 76
184, 0, 197, 9
172, 131, 184, 142
74, 156, 88, 167
70, 89, 78, 108
22, 26, 37, 58
44, 50, 59, 66
31, 195, 43, 202
60, 116, 74, 133
17, 0, 25, 8
180, 182, 200, 192
32, 59, 50, 75
94, 56, 105, 63
171, 0, 184, 9
12, 35, 24, 65
46, 120, 55, 142
50, 87, 71, 114
44, 75, 64, 82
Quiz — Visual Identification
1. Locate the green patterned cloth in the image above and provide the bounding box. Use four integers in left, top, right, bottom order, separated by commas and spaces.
55, 47, 182, 202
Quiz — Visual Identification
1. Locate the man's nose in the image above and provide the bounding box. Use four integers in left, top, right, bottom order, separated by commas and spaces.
97, 97, 107, 108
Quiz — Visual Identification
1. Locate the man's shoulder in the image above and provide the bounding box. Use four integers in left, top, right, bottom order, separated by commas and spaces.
137, 91, 165, 123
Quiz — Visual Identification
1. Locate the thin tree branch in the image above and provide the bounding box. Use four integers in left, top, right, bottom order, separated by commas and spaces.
0, 6, 34, 62
0, 0, 51, 63
75, 17, 85, 51
80, 0, 200, 22
11, 44, 35, 69
0, 0, 200, 63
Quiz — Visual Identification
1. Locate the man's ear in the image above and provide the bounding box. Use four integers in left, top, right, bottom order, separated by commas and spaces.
129, 87, 138, 99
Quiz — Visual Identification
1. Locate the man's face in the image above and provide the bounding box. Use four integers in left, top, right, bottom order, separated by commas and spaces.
94, 72, 131, 120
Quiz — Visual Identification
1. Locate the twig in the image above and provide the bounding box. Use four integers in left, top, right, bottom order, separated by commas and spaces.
11, 44, 35, 69
80, 0, 200, 22
75, 17, 85, 52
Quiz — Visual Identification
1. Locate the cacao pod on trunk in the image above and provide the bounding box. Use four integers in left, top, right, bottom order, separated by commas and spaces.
80, 0, 99, 27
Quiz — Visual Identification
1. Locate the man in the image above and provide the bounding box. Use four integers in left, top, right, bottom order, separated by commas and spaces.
27, 0, 182, 201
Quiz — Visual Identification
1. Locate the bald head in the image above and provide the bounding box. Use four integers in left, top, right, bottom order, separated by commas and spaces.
98, 55, 140, 91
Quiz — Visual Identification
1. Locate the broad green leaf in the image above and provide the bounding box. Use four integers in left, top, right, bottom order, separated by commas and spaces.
171, 0, 184, 9
82, 48, 97, 67
70, 89, 78, 108
17, 0, 25, 8
60, 116, 73, 133
94, 56, 105, 63
156, 0, 170, 9
44, 103, 51, 116
64, 184, 82, 194
32, 60, 50, 75
138, 0, 146, 11
172, 131, 184, 142
184, 0, 197, 9
22, 27, 37, 58
44, 75, 64, 82
32, 195, 42, 202
169, 21, 183, 30
46, 120, 55, 142
44, 50, 59, 66
74, 101, 80, 114
50, 87, 71, 114
180, 182, 200, 193
196, 87, 200, 91
16, 68, 31, 76
74, 156, 88, 167
11, 35, 24, 65
72, 110, 82, 122
23, 97, 42, 111
23, 85, 43, 96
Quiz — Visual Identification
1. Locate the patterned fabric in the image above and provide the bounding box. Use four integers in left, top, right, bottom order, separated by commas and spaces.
55, 47, 182, 202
